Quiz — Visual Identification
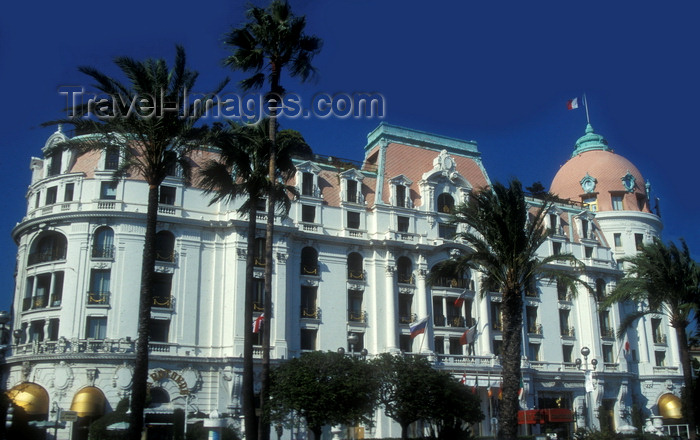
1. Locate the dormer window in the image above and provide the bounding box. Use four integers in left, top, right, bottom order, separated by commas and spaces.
437, 193, 454, 214
582, 196, 597, 212
611, 194, 623, 211
576, 212, 596, 241
389, 175, 413, 208
296, 161, 322, 198
48, 151, 62, 177
340, 168, 365, 204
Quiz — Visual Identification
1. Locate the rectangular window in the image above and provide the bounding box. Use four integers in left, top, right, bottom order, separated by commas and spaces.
34, 274, 51, 309
348, 290, 363, 322
149, 319, 170, 342
492, 339, 503, 357
438, 223, 456, 239
88, 269, 111, 305
256, 198, 266, 212
449, 337, 463, 355
29, 320, 45, 342
152, 273, 173, 308
23, 277, 34, 311
553, 242, 562, 256
652, 318, 664, 344
300, 329, 317, 350
599, 311, 612, 338
64, 183, 74, 202
491, 302, 503, 331
399, 334, 412, 353
526, 306, 538, 333
585, 246, 593, 258
395, 185, 406, 208
398, 294, 413, 323
559, 309, 570, 336
581, 220, 589, 239
45, 186, 58, 205
48, 318, 60, 341
105, 147, 119, 170
614, 233, 622, 249
52, 271, 64, 307
86, 316, 107, 339
583, 196, 597, 212
635, 233, 644, 251
34, 192, 40, 209
302, 172, 314, 196
602, 344, 614, 363
549, 214, 559, 234
346, 180, 357, 203
301, 286, 318, 318
529, 343, 541, 361
49, 153, 62, 176
301, 205, 316, 223
253, 278, 264, 312
100, 181, 117, 200
159, 185, 176, 205
655, 351, 666, 366
611, 195, 623, 211
347, 211, 360, 229
434, 336, 444, 354
397, 216, 409, 233
562, 345, 573, 363
557, 280, 568, 301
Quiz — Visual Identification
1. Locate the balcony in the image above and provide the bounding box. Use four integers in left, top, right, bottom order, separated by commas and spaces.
528, 323, 543, 335
156, 250, 178, 264
348, 310, 367, 323
560, 326, 575, 338
434, 315, 446, 326
27, 251, 66, 266
91, 245, 115, 260
397, 274, 414, 285
347, 269, 365, 281
399, 313, 417, 324
253, 301, 265, 312
301, 264, 319, 276
152, 295, 173, 309
600, 328, 615, 339
301, 306, 320, 319
653, 334, 667, 345
87, 291, 110, 306
447, 316, 467, 328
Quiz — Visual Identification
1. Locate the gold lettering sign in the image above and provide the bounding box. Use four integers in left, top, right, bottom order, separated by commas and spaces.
148, 369, 190, 395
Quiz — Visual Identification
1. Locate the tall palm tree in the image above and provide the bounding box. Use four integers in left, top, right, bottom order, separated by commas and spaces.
601, 238, 699, 439
46, 46, 227, 440
199, 120, 307, 440
224, 3, 321, 439
431, 180, 585, 439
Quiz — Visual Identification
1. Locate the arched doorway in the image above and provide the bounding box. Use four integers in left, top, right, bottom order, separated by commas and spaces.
70, 386, 106, 440
6, 382, 49, 440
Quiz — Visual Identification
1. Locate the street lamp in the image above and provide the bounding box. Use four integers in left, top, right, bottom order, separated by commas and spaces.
575, 346, 598, 430
348, 333, 359, 355
50, 401, 64, 440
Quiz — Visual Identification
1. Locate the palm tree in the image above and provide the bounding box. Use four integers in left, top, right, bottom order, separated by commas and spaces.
224, 3, 321, 439
431, 180, 586, 439
601, 238, 699, 439
46, 46, 227, 440
199, 120, 307, 440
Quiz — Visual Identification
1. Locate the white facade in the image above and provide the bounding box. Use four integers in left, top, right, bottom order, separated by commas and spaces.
2, 123, 685, 439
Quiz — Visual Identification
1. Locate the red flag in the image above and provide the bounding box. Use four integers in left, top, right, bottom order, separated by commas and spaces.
253, 313, 265, 333
454, 290, 468, 307
624, 340, 631, 354
498, 382, 503, 400
472, 375, 479, 394
460, 373, 466, 385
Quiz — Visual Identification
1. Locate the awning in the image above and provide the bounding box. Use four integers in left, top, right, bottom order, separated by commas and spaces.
518, 408, 573, 424
6, 383, 49, 415
658, 393, 682, 419
70, 387, 106, 417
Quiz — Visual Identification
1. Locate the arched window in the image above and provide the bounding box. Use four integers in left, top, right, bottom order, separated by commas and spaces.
347, 252, 364, 280
254, 237, 266, 267
28, 232, 67, 265
92, 227, 114, 259
437, 193, 455, 214
149, 387, 171, 407
397, 257, 413, 284
155, 231, 175, 262
301, 247, 318, 275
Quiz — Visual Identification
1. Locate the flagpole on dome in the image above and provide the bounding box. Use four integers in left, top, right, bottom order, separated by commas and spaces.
583, 93, 591, 125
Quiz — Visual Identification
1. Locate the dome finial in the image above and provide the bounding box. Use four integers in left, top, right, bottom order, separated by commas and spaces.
571, 123, 611, 157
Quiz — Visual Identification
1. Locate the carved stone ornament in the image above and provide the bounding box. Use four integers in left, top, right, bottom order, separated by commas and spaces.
621, 171, 636, 192
237, 248, 247, 260
385, 265, 396, 274
53, 361, 74, 391
86, 368, 98, 386
113, 363, 133, 390
181, 366, 203, 392
276, 252, 288, 262
580, 173, 597, 194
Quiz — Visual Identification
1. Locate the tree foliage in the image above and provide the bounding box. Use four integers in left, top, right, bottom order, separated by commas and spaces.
46, 46, 227, 440
430, 180, 586, 439
268, 351, 378, 440
601, 238, 699, 439
371, 353, 483, 440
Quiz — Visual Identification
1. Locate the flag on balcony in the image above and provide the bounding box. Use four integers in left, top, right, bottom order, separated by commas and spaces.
472, 375, 479, 394
498, 382, 503, 400
454, 289, 468, 307
409, 315, 429, 339
624, 339, 630, 354
460, 373, 466, 385
253, 313, 265, 333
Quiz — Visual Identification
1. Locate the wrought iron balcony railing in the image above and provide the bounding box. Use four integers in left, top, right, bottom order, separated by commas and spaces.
91, 245, 115, 260
301, 306, 320, 319
348, 310, 367, 323
152, 295, 173, 309
87, 291, 110, 305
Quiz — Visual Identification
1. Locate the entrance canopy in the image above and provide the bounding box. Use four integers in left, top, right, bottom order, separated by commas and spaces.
658, 393, 682, 419
6, 383, 49, 415
70, 387, 106, 417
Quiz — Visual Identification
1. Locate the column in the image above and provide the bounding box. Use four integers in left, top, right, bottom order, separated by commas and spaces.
384, 264, 397, 351
415, 268, 430, 353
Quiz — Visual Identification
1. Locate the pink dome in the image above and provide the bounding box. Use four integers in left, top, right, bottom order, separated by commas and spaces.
550, 125, 650, 213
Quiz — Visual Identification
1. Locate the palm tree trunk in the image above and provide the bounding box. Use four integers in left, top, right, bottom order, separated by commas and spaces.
260, 75, 280, 440
128, 184, 159, 440
244, 203, 259, 440
674, 324, 696, 440
499, 288, 523, 440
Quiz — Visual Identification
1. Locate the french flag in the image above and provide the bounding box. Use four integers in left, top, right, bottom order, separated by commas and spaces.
567, 97, 579, 110
454, 290, 468, 307
409, 316, 429, 339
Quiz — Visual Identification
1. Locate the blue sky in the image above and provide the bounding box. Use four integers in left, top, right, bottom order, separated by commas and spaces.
1, 1, 698, 310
